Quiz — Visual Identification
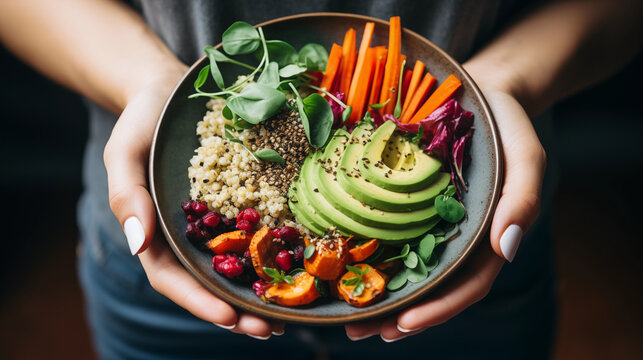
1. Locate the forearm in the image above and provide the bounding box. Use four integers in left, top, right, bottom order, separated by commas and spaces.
0, 0, 185, 113
464, 0, 642, 116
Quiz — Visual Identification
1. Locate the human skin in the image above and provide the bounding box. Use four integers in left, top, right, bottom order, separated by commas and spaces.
1, 0, 640, 342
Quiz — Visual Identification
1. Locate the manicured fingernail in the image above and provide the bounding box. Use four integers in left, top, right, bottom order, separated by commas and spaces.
214, 322, 236, 330
272, 330, 284, 336
124, 216, 145, 255
347, 333, 373, 341
381, 334, 404, 343
397, 324, 420, 333
499, 224, 523, 262
248, 334, 271, 340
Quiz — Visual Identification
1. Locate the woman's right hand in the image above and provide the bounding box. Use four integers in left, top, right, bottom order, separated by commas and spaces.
103, 69, 284, 339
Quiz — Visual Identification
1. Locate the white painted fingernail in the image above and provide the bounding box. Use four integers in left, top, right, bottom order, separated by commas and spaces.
124, 217, 145, 255
214, 323, 236, 330
397, 324, 420, 333
381, 334, 404, 343
272, 330, 284, 336
499, 224, 523, 262
248, 334, 271, 340
347, 333, 373, 341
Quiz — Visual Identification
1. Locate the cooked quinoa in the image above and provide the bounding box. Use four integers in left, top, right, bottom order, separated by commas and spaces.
188, 98, 305, 228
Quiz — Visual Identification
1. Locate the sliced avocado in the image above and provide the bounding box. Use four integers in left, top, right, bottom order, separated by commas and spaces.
288, 176, 328, 235
392, 141, 411, 170
338, 122, 450, 211
359, 121, 442, 192
300, 151, 439, 242
316, 130, 440, 229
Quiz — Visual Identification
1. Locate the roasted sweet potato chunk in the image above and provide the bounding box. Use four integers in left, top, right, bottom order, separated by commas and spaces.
348, 238, 380, 263
264, 271, 320, 306
304, 237, 348, 280
206, 230, 253, 255
337, 264, 386, 307
249, 226, 285, 281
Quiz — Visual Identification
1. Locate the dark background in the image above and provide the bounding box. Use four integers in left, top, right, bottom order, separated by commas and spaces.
0, 41, 641, 358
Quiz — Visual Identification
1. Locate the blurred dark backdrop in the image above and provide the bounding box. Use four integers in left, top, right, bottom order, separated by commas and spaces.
0, 40, 641, 359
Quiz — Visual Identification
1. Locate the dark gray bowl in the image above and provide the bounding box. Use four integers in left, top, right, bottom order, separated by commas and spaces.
150, 13, 502, 325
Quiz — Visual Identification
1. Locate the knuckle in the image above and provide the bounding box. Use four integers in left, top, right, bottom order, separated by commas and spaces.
108, 188, 131, 216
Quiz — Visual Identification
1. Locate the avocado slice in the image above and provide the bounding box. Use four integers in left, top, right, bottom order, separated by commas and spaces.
359, 120, 442, 192
316, 130, 440, 229
299, 151, 439, 242
338, 122, 451, 211
288, 177, 328, 235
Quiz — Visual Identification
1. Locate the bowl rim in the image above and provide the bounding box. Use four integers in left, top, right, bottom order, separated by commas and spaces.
149, 12, 503, 325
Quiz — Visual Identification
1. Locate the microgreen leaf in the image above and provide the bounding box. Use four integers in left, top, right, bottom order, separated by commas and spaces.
257, 40, 298, 68
222, 21, 261, 55
369, 99, 390, 110
387, 268, 408, 291
426, 253, 439, 271
341, 277, 361, 286
283, 275, 295, 285
435, 194, 466, 223
411, 126, 424, 144
226, 83, 286, 124
442, 224, 460, 243
302, 93, 334, 147
444, 185, 457, 197
342, 106, 352, 123
224, 128, 243, 144
289, 268, 306, 275
304, 244, 315, 259
404, 251, 419, 268
417, 233, 436, 264
222, 105, 234, 120
257, 61, 280, 88
352, 281, 365, 297
383, 243, 410, 263
279, 63, 308, 78
407, 257, 428, 283
253, 148, 285, 165
298, 43, 328, 72
262, 267, 280, 280
211, 48, 256, 70
393, 59, 406, 118
204, 45, 225, 90
346, 264, 363, 275
194, 65, 210, 90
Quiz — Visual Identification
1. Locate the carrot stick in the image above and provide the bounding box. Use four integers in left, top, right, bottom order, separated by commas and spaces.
347, 22, 375, 123
401, 60, 425, 113
400, 69, 413, 108
347, 48, 376, 124
399, 72, 436, 123
339, 28, 357, 95
320, 43, 342, 92
379, 16, 402, 114
409, 74, 461, 123
368, 47, 388, 108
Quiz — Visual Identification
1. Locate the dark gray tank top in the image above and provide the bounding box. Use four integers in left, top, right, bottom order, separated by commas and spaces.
80, 0, 533, 254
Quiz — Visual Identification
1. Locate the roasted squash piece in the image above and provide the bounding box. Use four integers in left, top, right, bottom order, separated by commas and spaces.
206, 230, 253, 255
348, 238, 380, 263
304, 237, 348, 280
337, 264, 386, 307
249, 226, 285, 281
264, 271, 320, 306
373, 259, 403, 282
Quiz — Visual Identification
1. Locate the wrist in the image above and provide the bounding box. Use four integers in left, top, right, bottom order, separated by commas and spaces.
119, 58, 188, 111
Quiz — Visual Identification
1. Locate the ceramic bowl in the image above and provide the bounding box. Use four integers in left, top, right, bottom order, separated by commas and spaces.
150, 13, 502, 325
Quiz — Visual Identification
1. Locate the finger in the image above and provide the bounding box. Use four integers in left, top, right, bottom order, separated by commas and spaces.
139, 237, 238, 328
104, 89, 169, 254
484, 91, 547, 261
345, 318, 382, 341
271, 321, 286, 336
230, 313, 274, 340
380, 315, 427, 343
396, 242, 504, 331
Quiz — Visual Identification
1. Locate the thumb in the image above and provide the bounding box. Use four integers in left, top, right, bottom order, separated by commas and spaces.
485, 91, 547, 262
104, 88, 169, 255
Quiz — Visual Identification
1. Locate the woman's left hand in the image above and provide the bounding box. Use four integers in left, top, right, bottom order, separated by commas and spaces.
345, 83, 547, 342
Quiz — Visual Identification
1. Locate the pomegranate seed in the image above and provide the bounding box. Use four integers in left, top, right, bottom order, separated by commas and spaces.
271, 228, 282, 238
202, 212, 220, 228
195, 218, 204, 229
220, 257, 244, 278
185, 222, 201, 240
243, 250, 251, 258
237, 208, 260, 225
191, 201, 208, 215
278, 226, 299, 243
221, 216, 235, 228
213, 255, 227, 265
275, 250, 293, 271
252, 280, 268, 296
181, 200, 194, 214
200, 229, 210, 240
186, 214, 198, 222
236, 219, 252, 232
